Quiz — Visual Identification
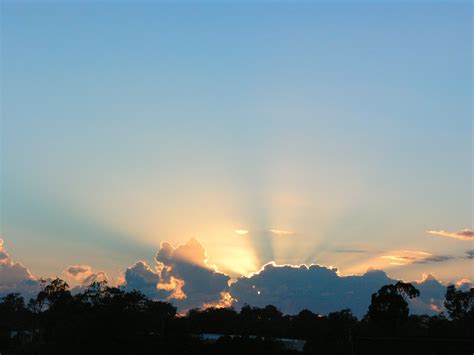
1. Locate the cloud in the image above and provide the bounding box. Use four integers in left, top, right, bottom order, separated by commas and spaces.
234, 230, 249, 235
418, 255, 453, 263
157, 276, 186, 300
455, 278, 473, 290
229, 263, 447, 318
410, 274, 447, 315
157, 238, 210, 268
269, 229, 295, 236
334, 249, 368, 253
230, 263, 389, 317
155, 238, 231, 309
427, 229, 474, 241
0, 240, 9, 261
123, 238, 230, 311
381, 251, 452, 265
0, 239, 40, 300
0, 238, 455, 318
465, 250, 474, 260
64, 265, 93, 279
81, 271, 107, 285
123, 261, 167, 299
0, 239, 8, 260
64, 264, 108, 288
202, 292, 235, 309
119, 240, 453, 316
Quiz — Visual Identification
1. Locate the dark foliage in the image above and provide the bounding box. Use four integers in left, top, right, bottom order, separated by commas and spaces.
365, 281, 420, 330
444, 285, 474, 321
0, 279, 472, 354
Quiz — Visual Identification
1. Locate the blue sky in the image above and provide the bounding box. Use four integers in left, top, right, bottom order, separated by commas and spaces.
1, 1, 472, 284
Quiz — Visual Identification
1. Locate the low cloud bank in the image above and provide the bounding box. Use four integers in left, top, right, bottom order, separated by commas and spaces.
120, 239, 459, 317
229, 263, 450, 317
0, 238, 470, 317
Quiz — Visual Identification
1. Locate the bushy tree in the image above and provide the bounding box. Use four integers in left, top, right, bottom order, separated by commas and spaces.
366, 281, 420, 328
0, 293, 31, 332
444, 285, 474, 321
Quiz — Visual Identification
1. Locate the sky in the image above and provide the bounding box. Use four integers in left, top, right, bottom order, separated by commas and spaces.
0, 0, 472, 307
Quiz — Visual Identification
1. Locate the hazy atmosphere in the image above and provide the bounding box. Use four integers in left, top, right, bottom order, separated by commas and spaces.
1, 1, 472, 316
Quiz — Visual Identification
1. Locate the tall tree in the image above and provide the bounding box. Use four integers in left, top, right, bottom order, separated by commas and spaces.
366, 281, 420, 328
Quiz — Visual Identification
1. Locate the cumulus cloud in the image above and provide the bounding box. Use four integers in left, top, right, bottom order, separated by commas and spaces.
410, 274, 447, 315
230, 263, 383, 317
455, 279, 473, 290
123, 238, 230, 311
427, 229, 474, 241
157, 238, 210, 268
81, 271, 107, 285
157, 276, 186, 300
118, 240, 455, 316
64, 264, 108, 288
0, 239, 40, 300
0, 237, 457, 318
155, 238, 231, 309
0, 239, 7, 261
123, 261, 165, 298
229, 262, 449, 318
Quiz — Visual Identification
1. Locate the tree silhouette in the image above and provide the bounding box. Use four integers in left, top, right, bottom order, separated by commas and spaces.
1, 279, 474, 354
366, 281, 420, 329
32, 277, 72, 311
444, 285, 474, 321
0, 293, 26, 313
0, 293, 31, 335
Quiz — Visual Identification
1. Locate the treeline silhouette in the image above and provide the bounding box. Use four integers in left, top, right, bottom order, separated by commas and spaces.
0, 279, 473, 354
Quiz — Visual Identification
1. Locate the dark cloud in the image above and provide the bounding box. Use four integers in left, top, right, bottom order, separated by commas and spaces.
63, 265, 93, 281
465, 250, 474, 260
0, 238, 461, 317
0, 239, 40, 300
456, 279, 473, 291
123, 239, 230, 310
229, 263, 447, 318
381, 251, 453, 265
123, 261, 166, 299
64, 264, 92, 278
155, 238, 230, 309
414, 255, 453, 264
230, 263, 389, 317
411, 274, 447, 314
120, 242, 460, 315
